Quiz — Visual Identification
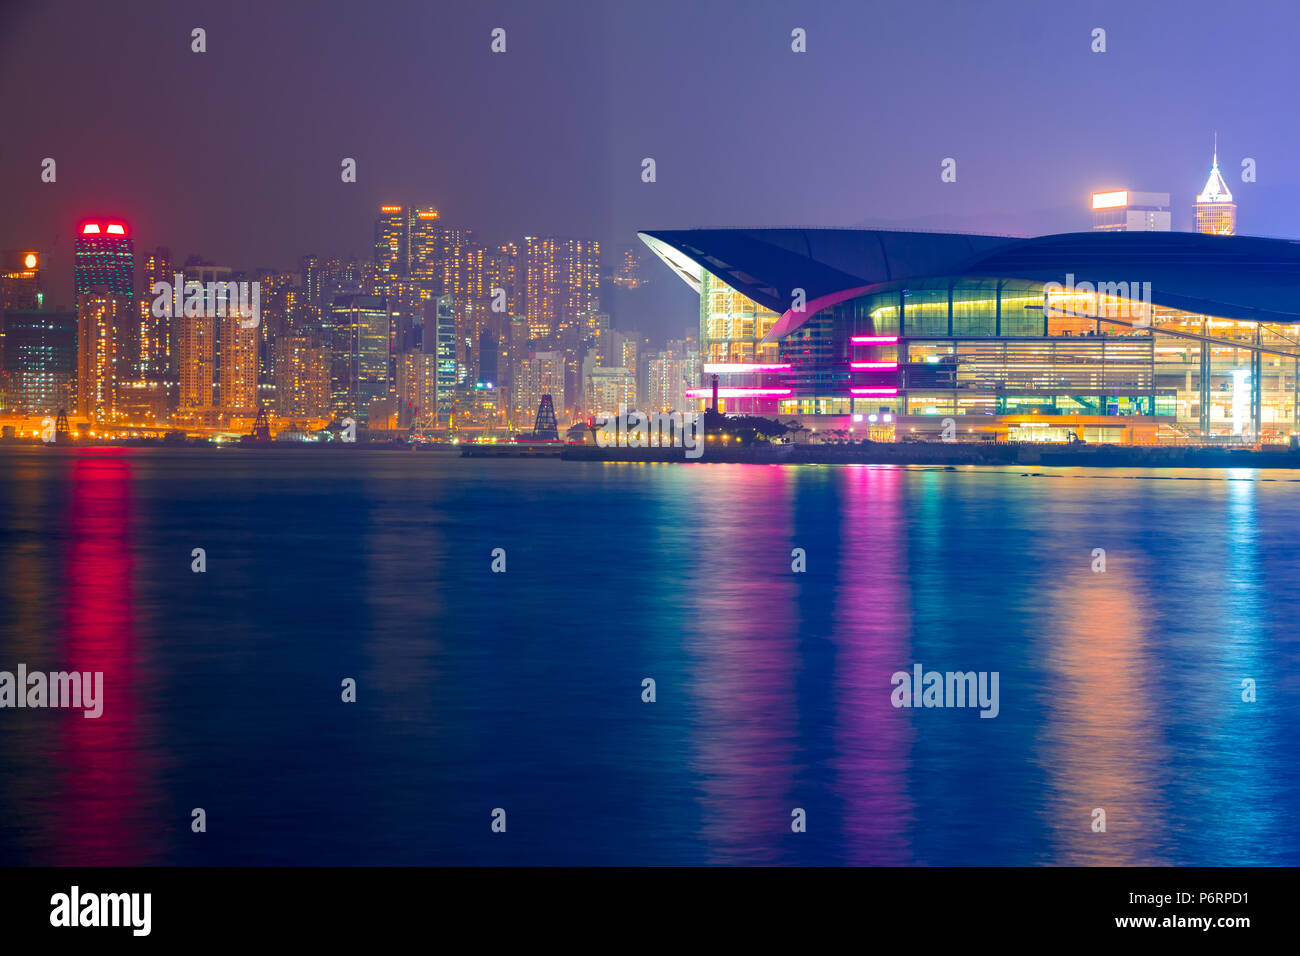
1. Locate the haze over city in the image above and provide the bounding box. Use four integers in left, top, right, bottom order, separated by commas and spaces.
5, 0, 1300, 336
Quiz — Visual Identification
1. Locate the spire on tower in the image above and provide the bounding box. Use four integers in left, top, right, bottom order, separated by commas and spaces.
1197, 136, 1233, 205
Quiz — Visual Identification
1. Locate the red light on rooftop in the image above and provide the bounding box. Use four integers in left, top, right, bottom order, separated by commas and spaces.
82, 224, 101, 234
106, 223, 126, 235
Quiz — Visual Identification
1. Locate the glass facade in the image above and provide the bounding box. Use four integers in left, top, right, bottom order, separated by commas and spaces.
698, 270, 780, 365
761, 275, 1300, 442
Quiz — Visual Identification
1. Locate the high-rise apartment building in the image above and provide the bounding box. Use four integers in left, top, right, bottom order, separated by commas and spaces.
76, 291, 129, 420
515, 349, 564, 424
139, 246, 173, 383
219, 306, 258, 422
646, 339, 700, 413
586, 365, 635, 417
524, 237, 600, 339
274, 335, 330, 421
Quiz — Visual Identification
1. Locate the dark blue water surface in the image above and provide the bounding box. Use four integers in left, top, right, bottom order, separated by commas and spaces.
1, 446, 1297, 865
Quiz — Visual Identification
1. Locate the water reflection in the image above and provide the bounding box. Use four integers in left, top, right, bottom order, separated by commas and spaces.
0, 450, 1296, 865
685, 466, 799, 864
1040, 553, 1164, 864
832, 466, 915, 863
57, 451, 157, 864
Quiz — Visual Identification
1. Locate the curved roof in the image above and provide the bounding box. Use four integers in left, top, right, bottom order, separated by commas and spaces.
639, 227, 1300, 337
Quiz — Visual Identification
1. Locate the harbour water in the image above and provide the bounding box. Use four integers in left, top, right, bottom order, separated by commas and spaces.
0, 447, 1297, 865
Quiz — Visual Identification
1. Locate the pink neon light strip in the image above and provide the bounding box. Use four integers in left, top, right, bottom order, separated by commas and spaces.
685, 387, 793, 398
701, 363, 792, 373
850, 388, 899, 396
850, 362, 898, 370
850, 335, 898, 344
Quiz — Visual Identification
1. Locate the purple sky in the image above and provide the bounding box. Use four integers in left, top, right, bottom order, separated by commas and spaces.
3, 0, 1298, 334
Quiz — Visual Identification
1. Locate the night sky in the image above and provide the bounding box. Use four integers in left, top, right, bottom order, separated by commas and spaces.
3, 0, 1299, 336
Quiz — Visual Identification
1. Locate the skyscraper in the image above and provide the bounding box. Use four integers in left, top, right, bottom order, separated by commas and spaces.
407, 207, 441, 278
428, 294, 457, 427
75, 220, 134, 297
374, 206, 407, 276
1194, 142, 1237, 236
329, 294, 391, 424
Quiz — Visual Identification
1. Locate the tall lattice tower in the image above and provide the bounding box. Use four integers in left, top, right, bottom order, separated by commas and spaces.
532, 394, 559, 440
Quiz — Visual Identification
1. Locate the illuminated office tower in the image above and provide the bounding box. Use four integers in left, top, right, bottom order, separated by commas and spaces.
1091, 191, 1171, 231
139, 246, 173, 382
374, 206, 407, 276
2, 249, 42, 313
75, 220, 134, 298
76, 291, 130, 420
423, 294, 458, 427
329, 295, 391, 425
1194, 143, 1237, 235
525, 237, 600, 339
407, 207, 441, 278
1, 309, 76, 414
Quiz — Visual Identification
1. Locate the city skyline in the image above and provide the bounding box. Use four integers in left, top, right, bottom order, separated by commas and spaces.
5, 0, 1300, 332
0, 138, 1276, 440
